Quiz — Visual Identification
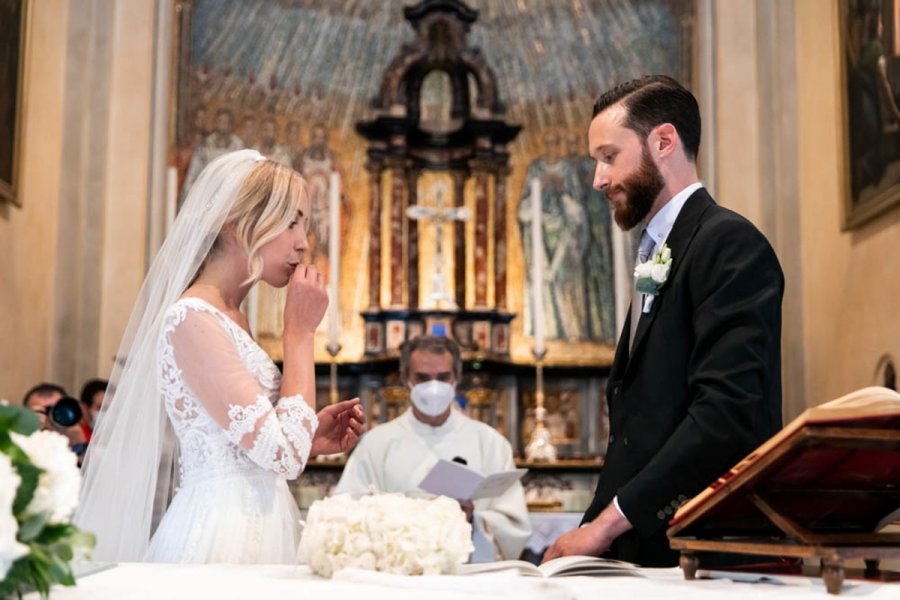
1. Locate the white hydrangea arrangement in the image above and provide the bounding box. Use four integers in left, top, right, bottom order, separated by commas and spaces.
0, 405, 94, 597
299, 493, 474, 578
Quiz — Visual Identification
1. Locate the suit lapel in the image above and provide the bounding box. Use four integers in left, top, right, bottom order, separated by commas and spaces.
625, 189, 715, 371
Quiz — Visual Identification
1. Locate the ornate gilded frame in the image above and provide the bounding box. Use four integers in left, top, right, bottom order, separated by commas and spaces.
839, 0, 900, 229
0, 0, 30, 206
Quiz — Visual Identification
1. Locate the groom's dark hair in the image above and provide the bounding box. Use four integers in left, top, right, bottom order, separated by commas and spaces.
592, 75, 701, 162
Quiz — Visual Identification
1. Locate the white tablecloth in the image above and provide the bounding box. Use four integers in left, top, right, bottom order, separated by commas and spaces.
26, 562, 898, 600
526, 512, 583, 554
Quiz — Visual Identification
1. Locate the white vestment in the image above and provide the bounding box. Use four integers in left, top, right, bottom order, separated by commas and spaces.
333, 409, 531, 562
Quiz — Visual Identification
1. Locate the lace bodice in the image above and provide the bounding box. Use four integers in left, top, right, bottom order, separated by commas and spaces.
158, 297, 318, 484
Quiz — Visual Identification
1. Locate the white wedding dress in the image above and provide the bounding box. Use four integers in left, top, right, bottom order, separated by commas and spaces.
144, 297, 318, 563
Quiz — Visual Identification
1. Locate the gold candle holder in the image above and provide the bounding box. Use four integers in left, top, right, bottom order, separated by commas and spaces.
524, 348, 557, 462
326, 342, 341, 405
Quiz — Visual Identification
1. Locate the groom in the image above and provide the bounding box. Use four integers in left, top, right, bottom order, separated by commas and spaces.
544, 75, 784, 567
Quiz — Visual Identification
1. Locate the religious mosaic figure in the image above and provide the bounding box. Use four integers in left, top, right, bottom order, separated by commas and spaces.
255, 117, 292, 167
285, 121, 304, 170
182, 107, 244, 198
517, 129, 589, 342
297, 122, 339, 276
565, 130, 617, 344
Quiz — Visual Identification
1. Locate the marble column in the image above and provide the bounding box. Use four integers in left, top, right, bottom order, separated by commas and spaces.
406, 169, 420, 308
493, 168, 509, 310
452, 171, 467, 309
389, 166, 405, 307
366, 161, 383, 309
473, 170, 489, 308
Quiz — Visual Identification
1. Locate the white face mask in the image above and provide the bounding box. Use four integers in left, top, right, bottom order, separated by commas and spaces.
409, 380, 456, 417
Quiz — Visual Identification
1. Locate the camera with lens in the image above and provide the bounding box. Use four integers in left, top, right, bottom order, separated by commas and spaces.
46, 395, 83, 428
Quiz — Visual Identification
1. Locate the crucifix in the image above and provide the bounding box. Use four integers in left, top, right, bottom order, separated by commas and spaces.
406, 180, 471, 309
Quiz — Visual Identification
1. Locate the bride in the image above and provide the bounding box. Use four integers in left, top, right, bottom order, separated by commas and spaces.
76, 149, 365, 563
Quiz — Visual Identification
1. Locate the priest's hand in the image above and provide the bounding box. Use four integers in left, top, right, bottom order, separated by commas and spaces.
542, 502, 632, 562
311, 398, 366, 456
457, 499, 474, 523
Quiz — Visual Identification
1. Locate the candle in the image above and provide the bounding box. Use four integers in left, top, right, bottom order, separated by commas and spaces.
327, 171, 341, 352
530, 178, 545, 356
165, 166, 177, 233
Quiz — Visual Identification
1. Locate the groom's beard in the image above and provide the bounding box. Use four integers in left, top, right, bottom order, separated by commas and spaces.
609, 145, 665, 231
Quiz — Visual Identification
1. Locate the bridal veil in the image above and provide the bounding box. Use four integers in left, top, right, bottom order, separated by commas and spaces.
76, 149, 267, 561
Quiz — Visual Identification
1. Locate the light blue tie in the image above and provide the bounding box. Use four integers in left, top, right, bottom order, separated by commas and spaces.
629, 230, 655, 353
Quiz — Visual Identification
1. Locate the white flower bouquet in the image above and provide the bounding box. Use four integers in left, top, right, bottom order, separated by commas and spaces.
299, 493, 474, 578
0, 405, 94, 597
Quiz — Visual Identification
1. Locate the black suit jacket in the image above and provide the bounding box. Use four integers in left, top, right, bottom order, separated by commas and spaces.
582, 188, 784, 567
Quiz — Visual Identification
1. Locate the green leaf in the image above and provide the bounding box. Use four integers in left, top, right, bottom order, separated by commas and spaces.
67, 528, 96, 551
51, 541, 74, 562
17, 513, 48, 542
0, 555, 31, 596
0, 404, 40, 435
28, 552, 52, 597
11, 461, 41, 516
35, 523, 71, 543
48, 556, 75, 586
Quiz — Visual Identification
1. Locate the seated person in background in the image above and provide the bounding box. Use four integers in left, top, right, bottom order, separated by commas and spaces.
334, 336, 531, 563
78, 378, 109, 441
22, 382, 88, 460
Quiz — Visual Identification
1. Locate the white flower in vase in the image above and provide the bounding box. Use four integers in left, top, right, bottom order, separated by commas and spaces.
0, 453, 28, 580
10, 431, 80, 524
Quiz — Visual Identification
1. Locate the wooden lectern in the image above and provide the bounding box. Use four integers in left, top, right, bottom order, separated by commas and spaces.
667, 387, 900, 595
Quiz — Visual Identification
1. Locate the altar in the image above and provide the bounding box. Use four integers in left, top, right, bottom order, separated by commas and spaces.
26, 562, 898, 600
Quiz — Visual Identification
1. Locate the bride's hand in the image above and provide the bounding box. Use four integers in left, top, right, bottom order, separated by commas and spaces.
311, 398, 366, 457
284, 264, 328, 337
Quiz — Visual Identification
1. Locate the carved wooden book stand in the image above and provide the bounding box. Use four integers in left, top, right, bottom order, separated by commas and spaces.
667, 387, 900, 595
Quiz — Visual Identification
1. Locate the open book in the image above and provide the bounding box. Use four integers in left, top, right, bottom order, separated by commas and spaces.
418, 459, 526, 501
669, 386, 900, 536
456, 555, 640, 578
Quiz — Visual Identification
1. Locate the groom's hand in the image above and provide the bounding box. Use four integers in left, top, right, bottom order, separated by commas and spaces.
542, 503, 631, 562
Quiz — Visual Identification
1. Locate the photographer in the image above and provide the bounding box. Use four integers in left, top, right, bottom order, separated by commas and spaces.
79, 378, 109, 441
22, 382, 88, 463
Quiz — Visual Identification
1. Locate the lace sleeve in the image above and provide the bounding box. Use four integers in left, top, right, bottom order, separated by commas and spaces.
165, 304, 318, 478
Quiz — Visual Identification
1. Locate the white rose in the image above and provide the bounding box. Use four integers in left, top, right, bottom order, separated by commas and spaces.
10, 431, 80, 524
650, 262, 670, 284
659, 245, 672, 263
633, 261, 654, 280
0, 453, 28, 580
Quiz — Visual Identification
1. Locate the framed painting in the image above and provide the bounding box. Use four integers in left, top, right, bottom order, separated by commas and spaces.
840, 0, 900, 229
0, 0, 29, 206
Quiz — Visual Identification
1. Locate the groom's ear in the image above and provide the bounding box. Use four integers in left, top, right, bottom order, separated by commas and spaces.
651, 123, 678, 159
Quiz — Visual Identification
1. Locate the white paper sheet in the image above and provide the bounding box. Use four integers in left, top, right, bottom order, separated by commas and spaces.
418, 459, 526, 500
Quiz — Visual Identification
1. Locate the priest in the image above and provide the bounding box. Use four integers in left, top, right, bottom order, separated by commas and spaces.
333, 336, 531, 562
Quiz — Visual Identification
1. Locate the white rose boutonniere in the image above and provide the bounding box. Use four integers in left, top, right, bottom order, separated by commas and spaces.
634, 243, 672, 296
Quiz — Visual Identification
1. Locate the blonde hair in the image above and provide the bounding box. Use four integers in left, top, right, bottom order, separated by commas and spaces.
208, 160, 308, 284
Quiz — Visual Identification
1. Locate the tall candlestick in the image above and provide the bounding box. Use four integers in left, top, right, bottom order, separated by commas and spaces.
327, 171, 341, 354
530, 178, 545, 356
165, 166, 177, 233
